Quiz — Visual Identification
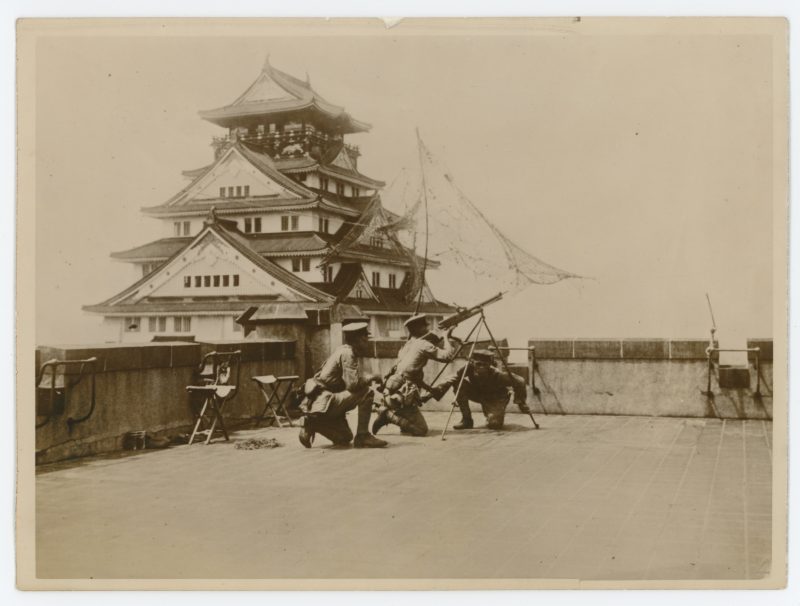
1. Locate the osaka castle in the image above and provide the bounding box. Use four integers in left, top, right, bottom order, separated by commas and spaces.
84, 57, 455, 344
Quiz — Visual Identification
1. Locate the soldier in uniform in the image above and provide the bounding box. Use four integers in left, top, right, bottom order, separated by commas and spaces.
428, 349, 530, 430
298, 322, 387, 449
372, 314, 457, 437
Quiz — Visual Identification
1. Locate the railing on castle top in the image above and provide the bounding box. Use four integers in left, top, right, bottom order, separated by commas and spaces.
525, 338, 773, 421
33, 336, 773, 464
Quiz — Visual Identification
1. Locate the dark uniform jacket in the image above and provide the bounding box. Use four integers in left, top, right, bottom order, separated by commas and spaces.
433, 364, 526, 404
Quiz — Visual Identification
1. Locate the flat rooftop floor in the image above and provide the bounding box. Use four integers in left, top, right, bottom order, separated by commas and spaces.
35, 412, 773, 583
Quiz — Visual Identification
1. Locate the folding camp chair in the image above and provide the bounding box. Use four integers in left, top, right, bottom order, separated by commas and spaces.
186, 350, 241, 445
251, 374, 299, 427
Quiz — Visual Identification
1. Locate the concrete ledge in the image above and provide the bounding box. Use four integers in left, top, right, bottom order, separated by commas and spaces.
574, 339, 622, 359
622, 339, 669, 359
528, 338, 731, 361
37, 343, 201, 373
528, 340, 574, 359
198, 339, 296, 363
669, 339, 715, 360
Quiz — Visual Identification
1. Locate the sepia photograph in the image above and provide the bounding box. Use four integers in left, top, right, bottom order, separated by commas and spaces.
16, 17, 788, 590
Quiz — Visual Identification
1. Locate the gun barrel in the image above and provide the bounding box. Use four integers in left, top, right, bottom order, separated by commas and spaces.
439, 292, 503, 329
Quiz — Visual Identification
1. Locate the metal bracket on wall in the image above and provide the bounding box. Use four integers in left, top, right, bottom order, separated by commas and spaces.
36, 357, 99, 432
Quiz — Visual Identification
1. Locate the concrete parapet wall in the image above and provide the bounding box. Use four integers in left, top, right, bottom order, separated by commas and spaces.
527, 338, 773, 420
35, 339, 298, 464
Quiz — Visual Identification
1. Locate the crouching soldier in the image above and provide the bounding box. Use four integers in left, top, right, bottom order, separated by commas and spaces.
372, 314, 456, 437
298, 322, 387, 449
428, 349, 529, 430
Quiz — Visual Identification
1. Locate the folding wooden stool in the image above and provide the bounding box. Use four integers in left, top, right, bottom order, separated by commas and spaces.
251, 374, 299, 427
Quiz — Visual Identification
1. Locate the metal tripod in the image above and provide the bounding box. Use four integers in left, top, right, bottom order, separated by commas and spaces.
438, 309, 540, 440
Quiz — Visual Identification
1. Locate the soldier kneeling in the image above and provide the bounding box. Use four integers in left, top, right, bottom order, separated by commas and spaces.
429, 349, 529, 430
299, 322, 387, 449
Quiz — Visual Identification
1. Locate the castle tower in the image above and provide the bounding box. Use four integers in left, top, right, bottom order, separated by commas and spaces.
84, 57, 454, 344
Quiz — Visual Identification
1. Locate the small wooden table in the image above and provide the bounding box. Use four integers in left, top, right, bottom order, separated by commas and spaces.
251, 375, 299, 428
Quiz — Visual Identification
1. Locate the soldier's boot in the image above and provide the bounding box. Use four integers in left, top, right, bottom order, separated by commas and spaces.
454, 416, 474, 430
298, 416, 315, 448
353, 433, 388, 448
372, 408, 415, 435
371, 408, 391, 435
454, 402, 473, 430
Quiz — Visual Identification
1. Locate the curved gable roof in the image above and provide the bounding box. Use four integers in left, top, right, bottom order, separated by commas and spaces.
199, 57, 370, 133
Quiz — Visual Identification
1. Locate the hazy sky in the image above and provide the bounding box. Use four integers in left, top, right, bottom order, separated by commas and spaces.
32, 20, 781, 347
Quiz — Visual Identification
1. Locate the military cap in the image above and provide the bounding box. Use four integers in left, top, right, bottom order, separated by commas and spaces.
404, 314, 428, 328
471, 349, 495, 364
342, 322, 370, 336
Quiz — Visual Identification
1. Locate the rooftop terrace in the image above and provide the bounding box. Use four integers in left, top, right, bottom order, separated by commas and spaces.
35, 411, 773, 586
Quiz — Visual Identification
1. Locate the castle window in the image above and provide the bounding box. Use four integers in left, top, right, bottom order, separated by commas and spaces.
204, 276, 211, 287
236, 185, 242, 198
370, 236, 384, 248
257, 124, 265, 136
244, 218, 252, 233
319, 177, 329, 192
336, 182, 345, 197
353, 187, 360, 198
244, 185, 250, 197
184, 276, 191, 288
194, 276, 201, 287
227, 186, 234, 197
291, 258, 310, 272
388, 274, 397, 289
213, 275, 221, 287
291, 216, 299, 231
372, 272, 381, 287
149, 317, 167, 333
219, 187, 226, 198
183, 221, 190, 236
233, 275, 240, 287
173, 222, 181, 236
269, 123, 276, 134
223, 275, 229, 287
254, 217, 262, 232
124, 317, 140, 332
324, 266, 333, 283
318, 217, 329, 233
281, 216, 289, 231
174, 316, 192, 332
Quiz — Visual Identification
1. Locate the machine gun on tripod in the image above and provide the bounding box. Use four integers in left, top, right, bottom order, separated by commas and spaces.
424, 292, 540, 437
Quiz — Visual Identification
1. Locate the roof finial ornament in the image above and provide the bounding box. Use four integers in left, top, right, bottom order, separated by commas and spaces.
208, 206, 218, 224
262, 53, 271, 72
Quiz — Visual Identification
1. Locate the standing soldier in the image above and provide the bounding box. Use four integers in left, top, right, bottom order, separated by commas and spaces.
298, 322, 387, 449
372, 314, 456, 436
428, 349, 530, 430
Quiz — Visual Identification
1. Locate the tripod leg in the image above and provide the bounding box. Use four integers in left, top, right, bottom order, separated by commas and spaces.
441, 318, 483, 440
481, 312, 540, 429
428, 315, 483, 390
